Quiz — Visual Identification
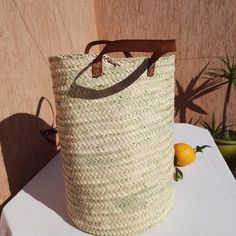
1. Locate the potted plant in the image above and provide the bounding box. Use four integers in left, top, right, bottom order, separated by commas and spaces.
202, 52, 236, 166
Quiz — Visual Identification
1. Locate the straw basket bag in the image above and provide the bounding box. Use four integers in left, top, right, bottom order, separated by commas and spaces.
49, 39, 176, 236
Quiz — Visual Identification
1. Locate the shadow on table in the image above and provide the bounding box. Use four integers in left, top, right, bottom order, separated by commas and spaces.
23, 155, 75, 227
0, 98, 58, 213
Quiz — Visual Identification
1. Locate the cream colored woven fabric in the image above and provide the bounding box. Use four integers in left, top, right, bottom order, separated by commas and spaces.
49, 53, 175, 236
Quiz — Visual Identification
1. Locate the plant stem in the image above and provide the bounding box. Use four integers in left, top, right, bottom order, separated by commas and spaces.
221, 81, 232, 138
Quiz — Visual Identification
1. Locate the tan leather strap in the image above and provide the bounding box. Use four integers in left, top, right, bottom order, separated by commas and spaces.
85, 40, 133, 58
85, 39, 176, 78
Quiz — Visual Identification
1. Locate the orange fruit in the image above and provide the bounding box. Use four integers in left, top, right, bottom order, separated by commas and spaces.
174, 143, 196, 167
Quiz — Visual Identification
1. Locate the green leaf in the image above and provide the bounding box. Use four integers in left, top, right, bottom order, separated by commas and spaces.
174, 167, 183, 182
216, 122, 223, 132
195, 145, 211, 153
176, 167, 183, 181
177, 168, 183, 179
200, 121, 212, 130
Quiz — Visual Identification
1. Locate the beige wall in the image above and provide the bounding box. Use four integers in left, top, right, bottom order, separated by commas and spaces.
1, 0, 236, 208
95, 0, 236, 124
0, 0, 98, 207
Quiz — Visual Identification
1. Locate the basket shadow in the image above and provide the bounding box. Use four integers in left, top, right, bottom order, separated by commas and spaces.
68, 59, 149, 99
0, 99, 58, 213
23, 154, 75, 226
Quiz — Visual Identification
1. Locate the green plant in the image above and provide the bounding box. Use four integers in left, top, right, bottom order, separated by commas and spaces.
208, 51, 236, 140
201, 113, 236, 140
201, 113, 223, 138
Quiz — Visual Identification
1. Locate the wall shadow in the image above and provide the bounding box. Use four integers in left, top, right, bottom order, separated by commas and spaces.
0, 100, 58, 212
175, 63, 227, 123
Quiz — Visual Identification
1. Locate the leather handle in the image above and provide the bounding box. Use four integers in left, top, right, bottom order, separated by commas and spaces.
91, 39, 176, 78
85, 40, 132, 58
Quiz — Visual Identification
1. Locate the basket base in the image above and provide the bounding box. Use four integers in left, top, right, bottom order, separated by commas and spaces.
66, 194, 174, 236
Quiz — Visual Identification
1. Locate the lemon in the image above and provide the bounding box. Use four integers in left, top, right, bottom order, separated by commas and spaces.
174, 143, 196, 167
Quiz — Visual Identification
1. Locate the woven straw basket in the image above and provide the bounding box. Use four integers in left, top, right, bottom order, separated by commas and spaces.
49, 40, 176, 236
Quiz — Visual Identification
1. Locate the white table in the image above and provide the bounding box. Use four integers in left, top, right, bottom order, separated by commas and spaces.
1, 124, 236, 236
